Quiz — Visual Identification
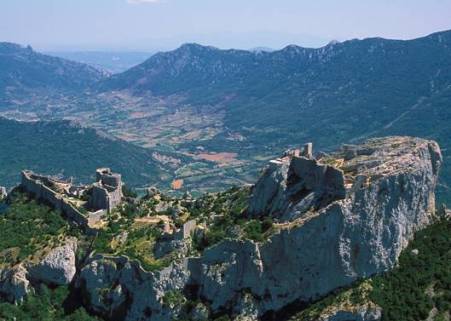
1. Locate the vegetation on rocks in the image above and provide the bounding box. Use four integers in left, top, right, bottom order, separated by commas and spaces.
188, 186, 274, 251
90, 204, 168, 272
370, 217, 451, 321
0, 285, 99, 321
0, 191, 71, 268
290, 217, 451, 321
162, 290, 186, 309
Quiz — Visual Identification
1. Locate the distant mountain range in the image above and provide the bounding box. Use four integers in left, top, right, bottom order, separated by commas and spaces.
0, 30, 450, 202
0, 43, 106, 104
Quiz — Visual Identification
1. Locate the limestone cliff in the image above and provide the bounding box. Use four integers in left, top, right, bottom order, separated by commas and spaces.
195, 137, 442, 315
74, 136, 442, 320
77, 256, 190, 321
0, 264, 30, 304
0, 238, 78, 303
29, 237, 78, 286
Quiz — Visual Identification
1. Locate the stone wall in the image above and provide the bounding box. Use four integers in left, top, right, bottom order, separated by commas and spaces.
174, 219, 197, 240
89, 185, 110, 211
247, 153, 347, 222
89, 168, 123, 212
61, 201, 89, 227
20, 171, 90, 231
107, 186, 122, 211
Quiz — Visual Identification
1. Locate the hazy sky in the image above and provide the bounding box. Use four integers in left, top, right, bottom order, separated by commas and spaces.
1, 0, 451, 51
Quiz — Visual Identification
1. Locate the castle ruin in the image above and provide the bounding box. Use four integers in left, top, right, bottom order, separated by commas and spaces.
88, 168, 123, 212
20, 168, 124, 232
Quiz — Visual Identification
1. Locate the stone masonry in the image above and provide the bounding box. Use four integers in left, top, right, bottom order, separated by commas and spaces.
20, 170, 89, 229
88, 168, 123, 212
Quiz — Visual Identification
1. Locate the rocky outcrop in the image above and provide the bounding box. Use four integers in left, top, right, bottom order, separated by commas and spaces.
0, 264, 31, 304
190, 302, 210, 321
73, 137, 442, 320
0, 238, 77, 304
194, 137, 442, 316
288, 281, 382, 321
0, 186, 7, 200
29, 238, 78, 286
154, 239, 188, 259
317, 308, 382, 321
248, 154, 347, 222
77, 255, 191, 321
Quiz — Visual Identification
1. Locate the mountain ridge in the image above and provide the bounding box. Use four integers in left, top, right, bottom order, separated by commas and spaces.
99, 29, 451, 94
0, 43, 107, 106
0, 135, 446, 321
1, 30, 450, 201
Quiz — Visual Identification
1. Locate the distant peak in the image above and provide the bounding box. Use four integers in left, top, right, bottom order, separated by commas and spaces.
177, 43, 217, 52
279, 44, 311, 55
327, 40, 340, 46
251, 47, 274, 53
0, 42, 34, 54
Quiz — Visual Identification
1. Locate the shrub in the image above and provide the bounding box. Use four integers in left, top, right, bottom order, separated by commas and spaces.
122, 185, 138, 198
162, 290, 186, 308
0, 285, 100, 320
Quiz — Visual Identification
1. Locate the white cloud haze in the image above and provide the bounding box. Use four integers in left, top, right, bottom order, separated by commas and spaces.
1, 0, 451, 51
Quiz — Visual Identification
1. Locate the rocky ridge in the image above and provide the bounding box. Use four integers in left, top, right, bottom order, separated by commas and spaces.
76, 136, 442, 320
0, 237, 78, 303
0, 136, 443, 321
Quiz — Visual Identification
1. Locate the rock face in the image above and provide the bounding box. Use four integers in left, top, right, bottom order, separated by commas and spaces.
196, 137, 442, 315
319, 308, 382, 321
248, 154, 347, 222
29, 238, 78, 286
75, 137, 442, 320
0, 239, 78, 303
0, 264, 30, 303
0, 186, 7, 200
77, 255, 191, 321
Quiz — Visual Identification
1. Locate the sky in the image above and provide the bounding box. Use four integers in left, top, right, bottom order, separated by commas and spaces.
1, 0, 451, 52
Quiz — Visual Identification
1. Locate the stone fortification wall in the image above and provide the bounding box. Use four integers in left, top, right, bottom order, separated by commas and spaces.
61, 201, 89, 227
100, 174, 121, 188
90, 168, 123, 212
174, 219, 197, 240
107, 186, 122, 211
89, 185, 110, 211
20, 171, 90, 231
96, 168, 122, 188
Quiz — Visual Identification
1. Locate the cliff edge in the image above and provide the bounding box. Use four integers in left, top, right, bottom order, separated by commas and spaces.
73, 136, 442, 321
